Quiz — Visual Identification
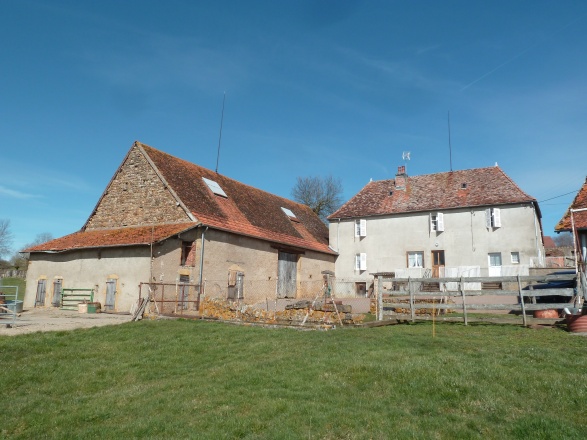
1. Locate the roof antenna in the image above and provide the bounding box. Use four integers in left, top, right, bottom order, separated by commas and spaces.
448, 110, 453, 172
215, 92, 226, 174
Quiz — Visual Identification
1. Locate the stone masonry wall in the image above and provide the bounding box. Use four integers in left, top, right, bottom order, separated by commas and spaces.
86, 145, 190, 230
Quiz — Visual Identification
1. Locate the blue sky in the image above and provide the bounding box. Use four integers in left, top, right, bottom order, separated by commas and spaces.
1, 0, 585, 253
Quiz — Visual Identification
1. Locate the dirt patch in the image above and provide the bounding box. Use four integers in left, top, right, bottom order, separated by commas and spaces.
0, 307, 132, 336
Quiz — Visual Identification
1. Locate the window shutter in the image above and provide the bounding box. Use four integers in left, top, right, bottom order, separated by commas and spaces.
360, 253, 367, 271
429, 213, 434, 232
437, 212, 444, 231
355, 220, 360, 237
485, 208, 492, 228
493, 208, 501, 227
355, 254, 361, 271
360, 219, 367, 237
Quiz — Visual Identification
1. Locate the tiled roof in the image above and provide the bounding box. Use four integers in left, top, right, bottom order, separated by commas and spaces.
543, 236, 556, 248
24, 223, 197, 253
329, 166, 537, 220
555, 177, 587, 232
140, 143, 332, 255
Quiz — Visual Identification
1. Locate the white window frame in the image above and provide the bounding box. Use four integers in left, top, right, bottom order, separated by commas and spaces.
408, 251, 424, 268
355, 253, 367, 271
511, 252, 520, 264
485, 208, 501, 228
488, 252, 502, 267
355, 219, 367, 237
430, 212, 444, 232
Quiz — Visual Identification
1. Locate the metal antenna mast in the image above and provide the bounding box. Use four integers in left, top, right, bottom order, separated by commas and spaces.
215, 92, 226, 174
448, 111, 453, 172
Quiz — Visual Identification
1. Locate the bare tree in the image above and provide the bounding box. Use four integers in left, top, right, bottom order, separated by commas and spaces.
11, 232, 54, 270
291, 175, 343, 222
0, 219, 13, 257
553, 232, 574, 247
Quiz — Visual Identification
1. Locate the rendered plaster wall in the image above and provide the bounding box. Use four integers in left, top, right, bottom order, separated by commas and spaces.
152, 228, 335, 305
330, 203, 544, 281
24, 247, 151, 312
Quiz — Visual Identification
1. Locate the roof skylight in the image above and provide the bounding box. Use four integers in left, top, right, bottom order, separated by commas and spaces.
202, 177, 227, 198
281, 207, 296, 219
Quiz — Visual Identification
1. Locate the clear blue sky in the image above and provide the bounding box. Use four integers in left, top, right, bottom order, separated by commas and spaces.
1, 0, 585, 253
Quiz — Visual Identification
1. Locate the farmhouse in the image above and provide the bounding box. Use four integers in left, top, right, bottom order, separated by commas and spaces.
328, 165, 545, 295
23, 142, 335, 312
555, 176, 587, 270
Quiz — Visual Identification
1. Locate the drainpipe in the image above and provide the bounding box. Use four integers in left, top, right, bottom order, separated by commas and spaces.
197, 226, 209, 306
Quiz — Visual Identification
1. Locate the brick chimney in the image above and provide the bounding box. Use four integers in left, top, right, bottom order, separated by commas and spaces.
395, 166, 407, 190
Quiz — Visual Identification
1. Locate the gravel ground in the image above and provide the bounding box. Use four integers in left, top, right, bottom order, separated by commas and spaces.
0, 307, 132, 336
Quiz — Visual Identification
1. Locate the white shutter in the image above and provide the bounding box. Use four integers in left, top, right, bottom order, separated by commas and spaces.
360, 219, 367, 237
493, 208, 501, 227
485, 208, 492, 228
360, 253, 367, 271
437, 212, 444, 232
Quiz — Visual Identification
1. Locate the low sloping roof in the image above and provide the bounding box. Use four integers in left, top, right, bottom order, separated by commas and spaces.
329, 166, 537, 220
555, 177, 587, 232
140, 143, 333, 254
24, 223, 197, 253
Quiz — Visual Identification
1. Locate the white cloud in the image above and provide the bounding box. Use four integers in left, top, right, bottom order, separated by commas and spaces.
0, 186, 38, 199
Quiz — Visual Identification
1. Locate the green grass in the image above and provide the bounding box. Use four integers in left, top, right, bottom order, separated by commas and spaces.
0, 320, 586, 439
0, 277, 25, 300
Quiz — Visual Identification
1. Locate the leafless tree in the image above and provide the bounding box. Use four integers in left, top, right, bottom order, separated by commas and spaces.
291, 175, 343, 223
10, 232, 54, 269
0, 219, 13, 257
553, 232, 575, 247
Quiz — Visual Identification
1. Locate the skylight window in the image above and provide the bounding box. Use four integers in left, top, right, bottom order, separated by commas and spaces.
281, 207, 296, 219
202, 177, 227, 198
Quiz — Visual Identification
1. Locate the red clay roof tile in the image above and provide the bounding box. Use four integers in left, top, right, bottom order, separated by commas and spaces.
555, 177, 587, 232
329, 166, 537, 219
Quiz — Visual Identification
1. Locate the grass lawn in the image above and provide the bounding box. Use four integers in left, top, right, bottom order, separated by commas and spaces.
0, 277, 26, 301
0, 319, 585, 439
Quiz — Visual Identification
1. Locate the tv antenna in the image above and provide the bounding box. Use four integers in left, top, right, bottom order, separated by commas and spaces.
448, 111, 453, 172
215, 92, 226, 174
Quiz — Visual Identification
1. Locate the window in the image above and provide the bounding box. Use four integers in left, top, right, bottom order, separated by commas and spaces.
430, 212, 444, 232
408, 251, 424, 268
181, 241, 193, 266
355, 219, 367, 237
202, 177, 227, 197
281, 207, 296, 219
511, 252, 520, 264
355, 253, 367, 271
489, 252, 502, 267
485, 208, 501, 228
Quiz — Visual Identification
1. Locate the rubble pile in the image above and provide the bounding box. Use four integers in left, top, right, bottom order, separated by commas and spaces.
198, 297, 364, 326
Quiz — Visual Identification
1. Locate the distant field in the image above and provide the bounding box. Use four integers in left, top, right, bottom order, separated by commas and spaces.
0, 276, 25, 300
0, 319, 585, 439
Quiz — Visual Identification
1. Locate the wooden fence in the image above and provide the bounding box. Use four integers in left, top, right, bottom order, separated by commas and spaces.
376, 272, 582, 326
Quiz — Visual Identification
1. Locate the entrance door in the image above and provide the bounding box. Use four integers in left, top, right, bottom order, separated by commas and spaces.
431, 250, 445, 277
105, 279, 117, 311
277, 251, 297, 298
488, 253, 502, 276
178, 275, 190, 310
35, 279, 46, 307
52, 279, 62, 307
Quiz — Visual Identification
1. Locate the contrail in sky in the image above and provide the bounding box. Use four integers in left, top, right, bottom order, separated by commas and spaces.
460, 15, 583, 92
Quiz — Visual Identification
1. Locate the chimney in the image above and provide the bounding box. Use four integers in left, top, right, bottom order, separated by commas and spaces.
395, 166, 407, 190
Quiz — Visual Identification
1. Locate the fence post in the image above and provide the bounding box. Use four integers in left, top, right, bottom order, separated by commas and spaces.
460, 277, 468, 326
377, 275, 383, 321
408, 277, 415, 323
517, 275, 527, 327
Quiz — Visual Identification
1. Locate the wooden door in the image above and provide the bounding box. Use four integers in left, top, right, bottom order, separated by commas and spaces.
277, 251, 297, 298
488, 253, 502, 276
105, 279, 117, 311
431, 250, 445, 278
35, 279, 46, 307
51, 279, 62, 307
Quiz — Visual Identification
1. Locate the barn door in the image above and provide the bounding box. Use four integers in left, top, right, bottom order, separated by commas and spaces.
35, 279, 47, 307
105, 279, 117, 311
277, 251, 297, 298
52, 279, 62, 307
